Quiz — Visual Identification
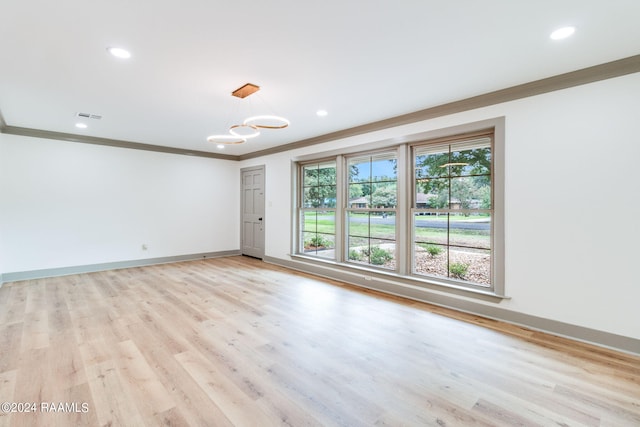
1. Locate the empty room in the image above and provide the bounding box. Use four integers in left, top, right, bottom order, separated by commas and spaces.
1, 1, 639, 426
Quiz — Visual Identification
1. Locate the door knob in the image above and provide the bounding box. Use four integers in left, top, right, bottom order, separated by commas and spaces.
258, 217, 263, 221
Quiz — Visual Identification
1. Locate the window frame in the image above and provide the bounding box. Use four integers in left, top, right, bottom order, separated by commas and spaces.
291, 117, 505, 298
410, 134, 494, 288
297, 159, 339, 260
345, 150, 399, 271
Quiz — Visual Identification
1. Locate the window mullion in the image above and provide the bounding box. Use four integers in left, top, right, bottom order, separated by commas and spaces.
397, 144, 409, 275
335, 155, 344, 262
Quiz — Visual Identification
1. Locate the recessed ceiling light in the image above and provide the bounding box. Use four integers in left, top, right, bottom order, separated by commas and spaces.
217, 144, 225, 149
550, 26, 575, 40
75, 123, 88, 129
107, 47, 132, 59
316, 109, 328, 117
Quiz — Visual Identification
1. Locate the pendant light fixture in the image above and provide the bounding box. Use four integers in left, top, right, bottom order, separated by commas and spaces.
244, 115, 290, 129
207, 83, 289, 146
206, 134, 246, 144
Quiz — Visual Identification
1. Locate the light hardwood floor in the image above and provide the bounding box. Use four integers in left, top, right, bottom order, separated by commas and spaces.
0, 256, 638, 426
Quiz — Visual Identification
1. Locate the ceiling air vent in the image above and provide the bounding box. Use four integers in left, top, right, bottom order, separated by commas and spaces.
76, 112, 102, 120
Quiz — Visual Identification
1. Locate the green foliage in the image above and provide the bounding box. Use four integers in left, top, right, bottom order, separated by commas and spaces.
449, 262, 469, 279
349, 183, 364, 199
348, 246, 392, 265
306, 235, 328, 248
425, 245, 442, 257
349, 164, 360, 182
428, 192, 449, 209
369, 246, 393, 265
304, 163, 336, 186
303, 163, 337, 208
371, 184, 397, 208
348, 249, 363, 261
416, 145, 491, 211
478, 185, 491, 209
452, 178, 476, 210
416, 147, 491, 178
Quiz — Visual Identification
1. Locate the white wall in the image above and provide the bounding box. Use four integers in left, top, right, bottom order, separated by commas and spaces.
2, 73, 638, 342
0, 134, 240, 273
242, 72, 640, 340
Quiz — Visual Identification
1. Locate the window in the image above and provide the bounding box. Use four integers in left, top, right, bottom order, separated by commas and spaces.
299, 161, 337, 259
294, 121, 502, 295
347, 153, 397, 269
413, 137, 492, 286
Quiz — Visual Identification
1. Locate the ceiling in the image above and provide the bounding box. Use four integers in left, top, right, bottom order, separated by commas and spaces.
1, 0, 639, 156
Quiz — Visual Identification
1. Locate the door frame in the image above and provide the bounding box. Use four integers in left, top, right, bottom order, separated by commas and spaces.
240, 165, 266, 259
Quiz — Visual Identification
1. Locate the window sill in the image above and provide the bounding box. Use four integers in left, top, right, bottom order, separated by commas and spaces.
286, 254, 509, 303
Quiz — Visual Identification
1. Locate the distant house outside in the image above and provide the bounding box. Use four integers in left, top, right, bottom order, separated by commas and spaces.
415, 192, 481, 211
349, 196, 369, 208
415, 192, 432, 209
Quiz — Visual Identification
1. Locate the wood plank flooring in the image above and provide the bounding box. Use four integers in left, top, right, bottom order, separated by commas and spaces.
0, 256, 639, 426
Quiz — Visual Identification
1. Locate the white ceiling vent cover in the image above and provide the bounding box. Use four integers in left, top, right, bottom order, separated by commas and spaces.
76, 112, 102, 120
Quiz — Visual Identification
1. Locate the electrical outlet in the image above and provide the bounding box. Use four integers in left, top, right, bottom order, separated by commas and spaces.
364, 275, 372, 281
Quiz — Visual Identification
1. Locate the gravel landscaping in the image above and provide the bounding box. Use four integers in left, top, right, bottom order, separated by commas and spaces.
362, 244, 491, 286
412, 246, 491, 285
314, 243, 492, 286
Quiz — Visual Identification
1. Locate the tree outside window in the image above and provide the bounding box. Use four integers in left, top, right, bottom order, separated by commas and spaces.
347, 153, 397, 269
301, 161, 336, 259
413, 138, 492, 285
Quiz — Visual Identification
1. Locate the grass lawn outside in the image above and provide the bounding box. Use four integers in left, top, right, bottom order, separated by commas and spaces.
302, 212, 491, 285
302, 212, 489, 248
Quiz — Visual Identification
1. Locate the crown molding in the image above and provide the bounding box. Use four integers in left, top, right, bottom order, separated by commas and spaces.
0, 125, 238, 160
2, 54, 639, 161
238, 54, 640, 160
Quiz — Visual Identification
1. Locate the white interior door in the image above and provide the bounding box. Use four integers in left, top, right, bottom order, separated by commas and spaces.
241, 166, 265, 259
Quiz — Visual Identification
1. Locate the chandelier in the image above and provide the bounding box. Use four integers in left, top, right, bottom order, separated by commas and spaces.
207, 83, 289, 145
